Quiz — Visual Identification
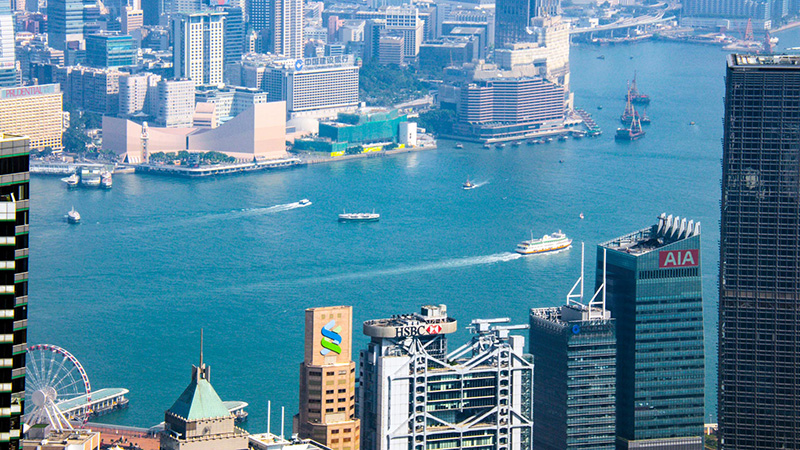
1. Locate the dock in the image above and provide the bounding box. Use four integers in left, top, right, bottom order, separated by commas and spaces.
136, 157, 301, 177
57, 387, 130, 422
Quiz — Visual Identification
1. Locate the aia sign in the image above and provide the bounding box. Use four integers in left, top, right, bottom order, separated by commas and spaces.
659, 249, 699, 268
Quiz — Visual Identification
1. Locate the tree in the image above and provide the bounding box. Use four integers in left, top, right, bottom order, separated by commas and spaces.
414, 109, 456, 136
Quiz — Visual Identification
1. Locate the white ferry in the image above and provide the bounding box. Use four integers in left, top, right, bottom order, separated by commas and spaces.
338, 210, 380, 222
61, 173, 79, 188
515, 230, 572, 255
67, 207, 81, 224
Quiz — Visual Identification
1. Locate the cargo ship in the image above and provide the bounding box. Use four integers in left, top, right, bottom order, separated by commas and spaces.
515, 230, 572, 255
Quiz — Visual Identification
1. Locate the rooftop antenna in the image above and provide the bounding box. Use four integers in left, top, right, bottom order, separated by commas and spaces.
566, 242, 585, 308
587, 248, 607, 319
281, 406, 285, 439
199, 328, 204, 369
267, 400, 271, 434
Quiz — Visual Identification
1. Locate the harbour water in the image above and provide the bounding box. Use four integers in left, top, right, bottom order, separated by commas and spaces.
32, 37, 800, 429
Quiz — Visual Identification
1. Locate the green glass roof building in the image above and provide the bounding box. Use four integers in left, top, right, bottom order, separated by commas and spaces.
598, 214, 705, 450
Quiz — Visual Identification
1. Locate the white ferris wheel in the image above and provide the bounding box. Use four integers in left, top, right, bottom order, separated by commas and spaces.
24, 344, 92, 431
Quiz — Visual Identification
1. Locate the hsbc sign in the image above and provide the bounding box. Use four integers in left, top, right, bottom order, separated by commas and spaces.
394, 324, 443, 338
659, 249, 699, 269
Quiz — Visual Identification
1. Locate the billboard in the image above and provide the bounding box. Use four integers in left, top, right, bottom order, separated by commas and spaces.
0, 84, 60, 100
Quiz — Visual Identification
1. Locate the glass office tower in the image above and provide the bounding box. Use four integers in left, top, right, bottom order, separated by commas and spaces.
719, 54, 800, 450
598, 214, 704, 450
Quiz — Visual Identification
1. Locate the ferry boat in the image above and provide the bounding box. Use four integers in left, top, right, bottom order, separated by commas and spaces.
515, 230, 572, 255
61, 173, 79, 188
299, 199, 312, 206
80, 167, 102, 187
67, 207, 81, 224
100, 171, 112, 189
338, 210, 380, 222
462, 177, 475, 190
455, 143, 464, 149
615, 110, 646, 141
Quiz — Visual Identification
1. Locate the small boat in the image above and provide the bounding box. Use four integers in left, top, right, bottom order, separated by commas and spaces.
338, 210, 380, 222
559, 135, 568, 142
689, 121, 696, 126
598, 105, 603, 110
463, 177, 475, 190
496, 143, 506, 149
515, 230, 572, 255
61, 173, 79, 188
597, 55, 605, 60
527, 140, 536, 146
545, 138, 553, 143
579, 212, 584, 219
455, 143, 464, 149
483, 143, 491, 149
299, 199, 312, 206
572, 131, 586, 139
66, 207, 80, 224
100, 171, 112, 189
512, 141, 521, 147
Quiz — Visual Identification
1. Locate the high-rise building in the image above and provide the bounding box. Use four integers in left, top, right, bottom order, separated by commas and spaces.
718, 54, 800, 450
598, 214, 705, 450
248, 0, 270, 33
294, 306, 360, 450
121, 6, 143, 34
530, 249, 616, 450
0, 85, 64, 150
495, 0, 532, 48
222, 7, 245, 70
235, 54, 359, 119
272, 0, 303, 58
359, 305, 533, 450
155, 78, 195, 127
118, 72, 161, 116
161, 341, 249, 450
0, 132, 29, 450
47, 0, 94, 53
0, 0, 16, 87
85, 33, 137, 69
173, 12, 225, 86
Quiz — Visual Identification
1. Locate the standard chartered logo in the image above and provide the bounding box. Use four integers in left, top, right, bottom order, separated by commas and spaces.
320, 320, 343, 355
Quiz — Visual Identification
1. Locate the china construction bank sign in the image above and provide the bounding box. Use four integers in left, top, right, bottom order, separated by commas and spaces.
0, 84, 59, 100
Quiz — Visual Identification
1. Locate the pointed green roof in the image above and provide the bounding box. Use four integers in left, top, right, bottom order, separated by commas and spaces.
167, 374, 232, 420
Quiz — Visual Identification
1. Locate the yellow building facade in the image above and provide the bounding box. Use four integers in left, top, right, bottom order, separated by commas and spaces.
0, 85, 64, 150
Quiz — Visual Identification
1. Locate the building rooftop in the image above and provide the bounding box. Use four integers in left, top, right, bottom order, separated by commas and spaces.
166, 365, 232, 420
729, 53, 800, 68
363, 305, 457, 338
599, 213, 700, 256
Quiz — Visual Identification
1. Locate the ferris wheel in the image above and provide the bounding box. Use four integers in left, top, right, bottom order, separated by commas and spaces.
25, 344, 92, 430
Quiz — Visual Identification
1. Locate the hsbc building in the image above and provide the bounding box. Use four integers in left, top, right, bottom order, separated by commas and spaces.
598, 214, 705, 450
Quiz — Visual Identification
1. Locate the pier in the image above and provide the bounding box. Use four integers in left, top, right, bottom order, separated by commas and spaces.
57, 387, 130, 422
136, 157, 301, 177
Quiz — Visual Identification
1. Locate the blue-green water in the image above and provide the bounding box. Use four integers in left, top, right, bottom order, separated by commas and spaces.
30, 37, 800, 430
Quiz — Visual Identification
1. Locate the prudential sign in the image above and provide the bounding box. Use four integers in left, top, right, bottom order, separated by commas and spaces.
320, 320, 342, 355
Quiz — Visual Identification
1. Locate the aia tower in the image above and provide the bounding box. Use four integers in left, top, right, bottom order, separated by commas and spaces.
294, 306, 360, 450
598, 214, 705, 450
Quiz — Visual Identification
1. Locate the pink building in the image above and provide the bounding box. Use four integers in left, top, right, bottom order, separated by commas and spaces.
102, 102, 288, 163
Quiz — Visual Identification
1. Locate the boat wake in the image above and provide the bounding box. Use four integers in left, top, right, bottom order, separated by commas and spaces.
304, 252, 522, 284
472, 180, 489, 188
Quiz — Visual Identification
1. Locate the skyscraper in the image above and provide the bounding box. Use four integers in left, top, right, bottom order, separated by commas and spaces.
173, 12, 225, 86
271, 0, 303, 58
359, 305, 533, 450
494, 0, 531, 49
222, 7, 245, 69
294, 306, 360, 450
0, 0, 16, 87
530, 247, 616, 450
598, 214, 705, 450
0, 133, 29, 450
46, 0, 89, 51
719, 54, 800, 450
